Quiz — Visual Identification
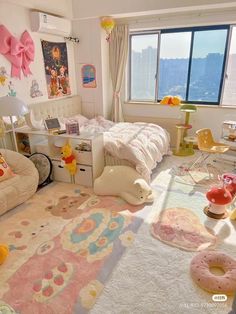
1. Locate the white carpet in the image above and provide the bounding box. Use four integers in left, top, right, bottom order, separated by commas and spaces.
91, 155, 236, 314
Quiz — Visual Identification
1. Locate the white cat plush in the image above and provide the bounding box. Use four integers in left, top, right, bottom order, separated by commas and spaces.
94, 166, 154, 205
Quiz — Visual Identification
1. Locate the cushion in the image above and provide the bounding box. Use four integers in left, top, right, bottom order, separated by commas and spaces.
0, 153, 14, 182
94, 165, 155, 205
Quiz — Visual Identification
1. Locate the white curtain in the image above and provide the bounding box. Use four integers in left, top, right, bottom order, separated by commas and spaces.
109, 24, 128, 122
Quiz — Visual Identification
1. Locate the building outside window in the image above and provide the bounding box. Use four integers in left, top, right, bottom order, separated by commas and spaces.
129, 25, 235, 106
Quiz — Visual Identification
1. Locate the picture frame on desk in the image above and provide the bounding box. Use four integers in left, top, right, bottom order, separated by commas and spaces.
44, 118, 61, 133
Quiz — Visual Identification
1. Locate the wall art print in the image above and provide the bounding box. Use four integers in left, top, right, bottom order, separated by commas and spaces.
82, 64, 97, 88
41, 41, 71, 99
8, 81, 16, 97
0, 66, 8, 86
30, 79, 43, 98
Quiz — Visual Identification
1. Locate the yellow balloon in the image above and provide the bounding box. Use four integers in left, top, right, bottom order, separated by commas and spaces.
100, 17, 115, 34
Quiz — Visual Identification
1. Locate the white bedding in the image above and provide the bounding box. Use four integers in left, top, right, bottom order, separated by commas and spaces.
80, 116, 170, 182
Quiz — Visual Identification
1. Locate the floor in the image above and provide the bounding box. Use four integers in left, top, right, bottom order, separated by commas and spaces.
0, 153, 235, 314
91, 154, 236, 314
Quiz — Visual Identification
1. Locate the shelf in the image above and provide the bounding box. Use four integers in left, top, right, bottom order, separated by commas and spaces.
220, 137, 236, 150
14, 127, 98, 140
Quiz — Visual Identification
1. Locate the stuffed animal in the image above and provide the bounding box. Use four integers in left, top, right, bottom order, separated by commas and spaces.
94, 166, 154, 205
160, 95, 181, 106
230, 208, 236, 220
0, 244, 9, 265
61, 143, 77, 182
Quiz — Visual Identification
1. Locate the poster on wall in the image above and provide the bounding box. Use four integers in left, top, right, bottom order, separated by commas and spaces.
0, 66, 8, 86
41, 40, 71, 99
81, 64, 97, 88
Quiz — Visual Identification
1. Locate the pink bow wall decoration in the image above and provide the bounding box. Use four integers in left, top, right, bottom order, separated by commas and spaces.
0, 25, 35, 79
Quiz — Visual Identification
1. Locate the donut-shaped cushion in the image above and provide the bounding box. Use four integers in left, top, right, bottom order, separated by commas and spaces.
190, 251, 236, 295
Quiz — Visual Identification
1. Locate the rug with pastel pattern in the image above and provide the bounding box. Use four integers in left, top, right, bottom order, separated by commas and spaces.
0, 182, 145, 314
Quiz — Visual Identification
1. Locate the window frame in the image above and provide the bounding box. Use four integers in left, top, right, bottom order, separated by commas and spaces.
128, 24, 230, 105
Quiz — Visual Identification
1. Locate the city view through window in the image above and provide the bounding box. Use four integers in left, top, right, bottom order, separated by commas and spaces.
130, 26, 234, 105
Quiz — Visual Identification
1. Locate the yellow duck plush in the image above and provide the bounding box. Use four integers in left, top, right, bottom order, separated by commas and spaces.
160, 95, 181, 106
0, 244, 9, 265
61, 143, 77, 176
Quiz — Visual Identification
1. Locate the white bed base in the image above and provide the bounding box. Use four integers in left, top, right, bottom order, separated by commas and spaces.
104, 151, 134, 168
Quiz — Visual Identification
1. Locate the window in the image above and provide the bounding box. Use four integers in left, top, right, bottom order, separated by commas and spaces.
129, 25, 230, 105
130, 33, 159, 101
222, 26, 236, 105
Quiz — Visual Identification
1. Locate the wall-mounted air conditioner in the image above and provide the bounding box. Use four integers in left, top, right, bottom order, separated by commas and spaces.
30, 12, 71, 37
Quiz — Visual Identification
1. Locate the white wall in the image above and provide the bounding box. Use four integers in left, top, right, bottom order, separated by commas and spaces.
73, 0, 236, 19
1, 0, 73, 18
124, 103, 236, 142
0, 0, 76, 107
73, 18, 112, 118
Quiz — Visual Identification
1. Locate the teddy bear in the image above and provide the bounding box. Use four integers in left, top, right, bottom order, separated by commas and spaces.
94, 165, 154, 205
45, 194, 90, 219
61, 143, 77, 182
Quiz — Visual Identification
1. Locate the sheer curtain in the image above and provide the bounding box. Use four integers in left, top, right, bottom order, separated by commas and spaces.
109, 25, 128, 122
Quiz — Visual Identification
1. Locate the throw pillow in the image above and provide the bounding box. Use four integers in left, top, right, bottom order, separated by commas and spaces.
0, 153, 14, 182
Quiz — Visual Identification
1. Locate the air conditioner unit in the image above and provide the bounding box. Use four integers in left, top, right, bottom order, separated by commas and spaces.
30, 12, 71, 37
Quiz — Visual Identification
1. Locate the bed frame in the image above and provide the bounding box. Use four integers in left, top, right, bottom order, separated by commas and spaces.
26, 95, 82, 124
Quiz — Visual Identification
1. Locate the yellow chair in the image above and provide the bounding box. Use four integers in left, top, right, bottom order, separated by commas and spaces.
189, 128, 230, 181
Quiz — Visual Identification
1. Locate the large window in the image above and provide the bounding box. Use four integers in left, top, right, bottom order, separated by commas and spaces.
130, 33, 159, 101
222, 26, 236, 105
129, 25, 230, 105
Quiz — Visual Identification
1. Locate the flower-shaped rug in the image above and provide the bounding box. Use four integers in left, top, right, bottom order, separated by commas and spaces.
150, 207, 217, 251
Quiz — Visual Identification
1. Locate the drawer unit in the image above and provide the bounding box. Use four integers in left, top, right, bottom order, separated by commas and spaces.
52, 160, 71, 183
14, 127, 104, 187
75, 165, 93, 187
74, 150, 92, 165
52, 160, 93, 187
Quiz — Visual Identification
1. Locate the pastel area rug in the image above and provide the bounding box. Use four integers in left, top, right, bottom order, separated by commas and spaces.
0, 182, 145, 314
151, 207, 217, 251
171, 161, 223, 186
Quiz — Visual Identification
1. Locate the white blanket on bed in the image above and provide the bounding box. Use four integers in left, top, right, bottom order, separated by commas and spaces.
79, 116, 170, 181
103, 122, 170, 182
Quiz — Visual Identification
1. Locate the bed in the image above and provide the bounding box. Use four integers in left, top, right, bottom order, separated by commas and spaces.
27, 96, 170, 182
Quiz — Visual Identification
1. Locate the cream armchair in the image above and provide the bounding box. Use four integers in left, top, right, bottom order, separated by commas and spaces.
0, 149, 39, 215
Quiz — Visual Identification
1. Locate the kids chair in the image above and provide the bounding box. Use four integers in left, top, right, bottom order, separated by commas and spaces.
189, 128, 230, 181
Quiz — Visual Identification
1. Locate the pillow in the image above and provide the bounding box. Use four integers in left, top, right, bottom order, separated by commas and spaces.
59, 114, 89, 130
73, 114, 89, 126
0, 154, 14, 182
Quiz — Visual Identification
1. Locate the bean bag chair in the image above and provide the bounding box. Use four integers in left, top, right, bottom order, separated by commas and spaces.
0, 149, 39, 215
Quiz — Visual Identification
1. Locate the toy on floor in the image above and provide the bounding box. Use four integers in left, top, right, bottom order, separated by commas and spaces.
219, 173, 236, 220
173, 104, 197, 156
230, 208, 236, 220
0, 244, 9, 265
190, 251, 236, 295
160, 95, 181, 106
221, 173, 236, 198
61, 143, 77, 183
94, 165, 154, 205
204, 186, 232, 219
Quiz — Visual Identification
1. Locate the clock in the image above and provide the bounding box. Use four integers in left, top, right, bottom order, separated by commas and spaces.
29, 153, 52, 187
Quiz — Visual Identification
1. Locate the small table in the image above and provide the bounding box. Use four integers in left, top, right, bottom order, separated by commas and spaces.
184, 136, 197, 155
173, 124, 192, 156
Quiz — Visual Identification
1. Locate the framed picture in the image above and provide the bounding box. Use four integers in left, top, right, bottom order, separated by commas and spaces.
44, 118, 60, 131
81, 64, 97, 88
41, 40, 71, 99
